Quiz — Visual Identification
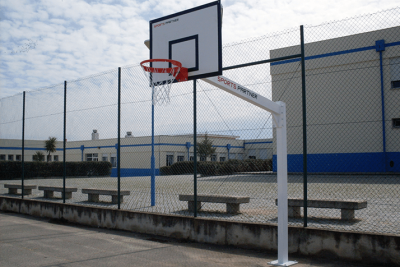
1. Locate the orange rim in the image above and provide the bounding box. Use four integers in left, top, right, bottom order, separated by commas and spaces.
140, 59, 182, 74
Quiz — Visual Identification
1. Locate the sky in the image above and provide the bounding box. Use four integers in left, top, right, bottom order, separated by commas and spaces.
0, 0, 399, 142
1, 0, 399, 99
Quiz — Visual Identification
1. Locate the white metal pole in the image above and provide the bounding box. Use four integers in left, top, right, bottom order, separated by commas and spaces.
270, 102, 297, 266
277, 102, 288, 264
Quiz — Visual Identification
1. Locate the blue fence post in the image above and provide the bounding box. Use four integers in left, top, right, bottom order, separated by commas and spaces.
186, 142, 191, 161
21, 92, 25, 199
376, 39, 386, 172
227, 144, 231, 159
80, 145, 84, 161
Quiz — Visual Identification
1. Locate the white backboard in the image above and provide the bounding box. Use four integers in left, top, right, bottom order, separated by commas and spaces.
150, 1, 222, 83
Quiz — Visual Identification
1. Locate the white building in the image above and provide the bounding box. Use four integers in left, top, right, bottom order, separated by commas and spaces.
0, 130, 273, 176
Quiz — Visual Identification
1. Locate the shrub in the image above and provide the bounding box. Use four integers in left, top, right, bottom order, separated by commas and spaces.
198, 161, 219, 176
159, 166, 171, 175
169, 161, 194, 175
159, 159, 272, 176
0, 161, 112, 180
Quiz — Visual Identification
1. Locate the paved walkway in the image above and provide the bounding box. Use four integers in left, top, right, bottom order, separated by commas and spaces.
0, 212, 384, 267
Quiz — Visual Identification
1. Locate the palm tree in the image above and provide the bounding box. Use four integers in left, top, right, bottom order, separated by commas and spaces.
196, 133, 216, 161
45, 137, 57, 162
33, 151, 45, 161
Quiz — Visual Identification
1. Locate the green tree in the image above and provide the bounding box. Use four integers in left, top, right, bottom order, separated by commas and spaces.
196, 133, 216, 161
33, 151, 45, 161
45, 137, 57, 162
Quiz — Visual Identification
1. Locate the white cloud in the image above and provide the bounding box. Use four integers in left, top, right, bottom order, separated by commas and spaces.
0, 0, 399, 140
1, 0, 399, 99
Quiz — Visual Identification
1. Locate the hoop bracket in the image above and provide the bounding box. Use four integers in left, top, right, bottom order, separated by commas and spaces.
176, 67, 188, 82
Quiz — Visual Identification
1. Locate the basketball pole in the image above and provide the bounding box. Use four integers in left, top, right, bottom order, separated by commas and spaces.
202, 76, 297, 266
151, 83, 156, 206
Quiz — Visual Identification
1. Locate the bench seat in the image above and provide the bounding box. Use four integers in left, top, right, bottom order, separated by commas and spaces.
38, 186, 78, 199
82, 189, 130, 204
276, 198, 367, 220
4, 184, 36, 195
179, 194, 250, 214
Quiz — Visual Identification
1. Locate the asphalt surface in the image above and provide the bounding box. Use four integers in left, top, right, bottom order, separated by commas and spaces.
0, 211, 387, 267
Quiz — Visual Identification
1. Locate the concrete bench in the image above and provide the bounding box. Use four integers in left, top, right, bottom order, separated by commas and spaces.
4, 184, 36, 195
275, 198, 367, 220
82, 189, 130, 204
179, 194, 250, 214
38, 186, 78, 199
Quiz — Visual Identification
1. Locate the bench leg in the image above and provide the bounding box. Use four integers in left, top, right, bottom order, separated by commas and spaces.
63, 192, 73, 199
88, 194, 99, 202
288, 206, 301, 218
188, 201, 201, 212
44, 190, 54, 198
8, 188, 18, 194
22, 189, 32, 195
226, 203, 240, 214
341, 209, 355, 220
112, 195, 123, 204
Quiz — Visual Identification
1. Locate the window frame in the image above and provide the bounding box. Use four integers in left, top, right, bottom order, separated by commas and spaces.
86, 153, 99, 161
110, 155, 117, 167
393, 118, 400, 128
166, 154, 174, 166
392, 80, 400, 89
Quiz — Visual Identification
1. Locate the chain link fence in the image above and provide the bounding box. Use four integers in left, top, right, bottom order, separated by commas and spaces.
1, 7, 399, 235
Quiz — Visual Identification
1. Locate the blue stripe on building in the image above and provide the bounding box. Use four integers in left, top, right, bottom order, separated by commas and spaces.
111, 168, 160, 177
273, 152, 400, 173
271, 40, 400, 66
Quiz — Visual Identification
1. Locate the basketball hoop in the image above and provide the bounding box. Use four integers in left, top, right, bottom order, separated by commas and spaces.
141, 59, 188, 105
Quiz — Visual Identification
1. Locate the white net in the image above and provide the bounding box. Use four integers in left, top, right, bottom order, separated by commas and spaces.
141, 60, 181, 106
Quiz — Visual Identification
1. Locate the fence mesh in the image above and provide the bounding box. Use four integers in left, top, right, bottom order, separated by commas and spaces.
1, 7, 399, 235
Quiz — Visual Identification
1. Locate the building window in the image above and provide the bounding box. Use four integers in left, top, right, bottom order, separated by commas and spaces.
177, 155, 184, 162
54, 155, 59, 161
200, 156, 206, 162
393, 118, 400, 128
102, 154, 108, 161
259, 149, 269, 160
166, 154, 174, 166
110, 154, 117, 167
0, 155, 5, 161
86, 153, 98, 161
16, 155, 22, 161
390, 57, 400, 88
47, 155, 52, 162
211, 155, 217, 162
220, 157, 226, 162
189, 156, 194, 161
248, 149, 256, 159
8, 155, 14, 161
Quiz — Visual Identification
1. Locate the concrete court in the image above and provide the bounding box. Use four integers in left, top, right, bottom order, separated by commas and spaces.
0, 212, 385, 267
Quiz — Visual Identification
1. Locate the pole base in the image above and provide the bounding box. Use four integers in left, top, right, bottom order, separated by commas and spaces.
268, 260, 298, 266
